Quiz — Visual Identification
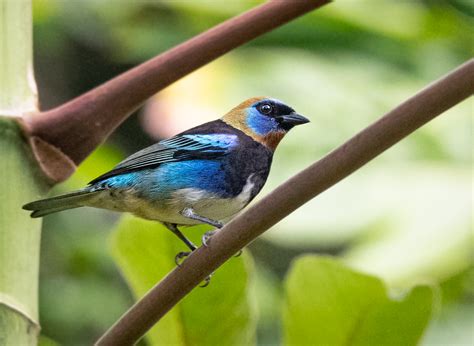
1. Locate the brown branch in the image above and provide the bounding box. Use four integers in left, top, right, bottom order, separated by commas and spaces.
96, 59, 474, 346
21, 0, 330, 183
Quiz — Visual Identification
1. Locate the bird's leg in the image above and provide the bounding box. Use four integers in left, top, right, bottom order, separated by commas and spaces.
180, 207, 224, 229
163, 222, 197, 251
181, 207, 223, 248
163, 222, 212, 287
163, 222, 197, 266
180, 208, 242, 257
163, 222, 213, 287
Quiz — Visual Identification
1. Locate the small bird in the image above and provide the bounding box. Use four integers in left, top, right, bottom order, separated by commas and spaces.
23, 97, 309, 262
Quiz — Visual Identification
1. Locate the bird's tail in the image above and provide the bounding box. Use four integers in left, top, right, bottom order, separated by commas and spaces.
22, 189, 100, 218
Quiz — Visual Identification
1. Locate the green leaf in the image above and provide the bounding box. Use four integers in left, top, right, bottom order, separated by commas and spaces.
283, 256, 436, 346
38, 335, 59, 346
64, 144, 124, 189
110, 215, 256, 346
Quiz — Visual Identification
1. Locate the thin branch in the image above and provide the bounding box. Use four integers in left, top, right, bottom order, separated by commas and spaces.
96, 59, 474, 346
21, 0, 330, 182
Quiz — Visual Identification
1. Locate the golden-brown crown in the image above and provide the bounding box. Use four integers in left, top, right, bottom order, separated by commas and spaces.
221, 97, 285, 150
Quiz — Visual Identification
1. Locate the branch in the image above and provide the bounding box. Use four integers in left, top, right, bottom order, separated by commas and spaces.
96, 59, 474, 346
20, 0, 330, 183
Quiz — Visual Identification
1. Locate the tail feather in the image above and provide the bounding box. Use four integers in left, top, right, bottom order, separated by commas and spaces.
23, 189, 101, 218
30, 206, 79, 218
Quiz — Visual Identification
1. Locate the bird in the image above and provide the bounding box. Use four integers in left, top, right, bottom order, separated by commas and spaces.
23, 97, 309, 264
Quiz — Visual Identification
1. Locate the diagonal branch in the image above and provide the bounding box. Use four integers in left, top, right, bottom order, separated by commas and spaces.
96, 59, 474, 346
20, 0, 330, 183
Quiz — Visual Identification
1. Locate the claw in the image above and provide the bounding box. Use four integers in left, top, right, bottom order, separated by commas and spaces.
175, 251, 191, 266
234, 249, 243, 257
200, 273, 213, 288
202, 230, 218, 247
174, 250, 212, 287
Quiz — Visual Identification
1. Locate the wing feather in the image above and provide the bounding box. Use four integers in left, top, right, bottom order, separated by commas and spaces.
89, 133, 238, 184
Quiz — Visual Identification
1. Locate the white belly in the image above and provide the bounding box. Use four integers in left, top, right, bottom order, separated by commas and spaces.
162, 174, 256, 224
87, 175, 256, 225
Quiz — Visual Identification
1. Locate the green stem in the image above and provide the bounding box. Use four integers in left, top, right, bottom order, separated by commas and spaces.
0, 0, 37, 115
0, 0, 46, 344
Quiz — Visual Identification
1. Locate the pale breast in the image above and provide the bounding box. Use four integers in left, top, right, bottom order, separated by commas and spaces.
85, 174, 258, 226
164, 174, 256, 225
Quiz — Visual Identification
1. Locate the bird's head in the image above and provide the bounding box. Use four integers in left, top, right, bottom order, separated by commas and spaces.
222, 97, 309, 150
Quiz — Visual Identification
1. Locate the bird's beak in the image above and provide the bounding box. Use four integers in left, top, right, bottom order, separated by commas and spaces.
278, 112, 310, 126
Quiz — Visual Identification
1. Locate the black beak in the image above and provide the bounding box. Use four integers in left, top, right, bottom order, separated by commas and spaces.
278, 112, 310, 126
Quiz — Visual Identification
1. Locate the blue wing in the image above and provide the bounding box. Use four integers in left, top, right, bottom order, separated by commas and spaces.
89, 133, 238, 184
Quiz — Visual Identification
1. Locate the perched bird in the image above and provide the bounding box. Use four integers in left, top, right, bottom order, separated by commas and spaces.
23, 97, 309, 262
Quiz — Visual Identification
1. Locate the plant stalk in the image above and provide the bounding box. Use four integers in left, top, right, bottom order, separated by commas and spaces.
0, 1, 46, 344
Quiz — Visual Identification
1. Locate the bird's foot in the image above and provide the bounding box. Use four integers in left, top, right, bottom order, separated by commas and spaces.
202, 230, 218, 247
200, 273, 213, 288
174, 251, 213, 287
201, 230, 242, 257
175, 251, 192, 266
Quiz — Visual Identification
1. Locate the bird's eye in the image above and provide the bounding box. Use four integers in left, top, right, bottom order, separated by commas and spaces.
259, 103, 273, 115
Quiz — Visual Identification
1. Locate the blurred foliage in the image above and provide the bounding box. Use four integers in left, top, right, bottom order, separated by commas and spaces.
283, 256, 436, 345
111, 217, 256, 345
32, 0, 473, 345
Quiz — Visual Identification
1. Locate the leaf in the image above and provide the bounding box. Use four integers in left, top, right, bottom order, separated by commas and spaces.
38, 335, 59, 346
283, 256, 436, 346
66, 145, 124, 188
110, 215, 256, 346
